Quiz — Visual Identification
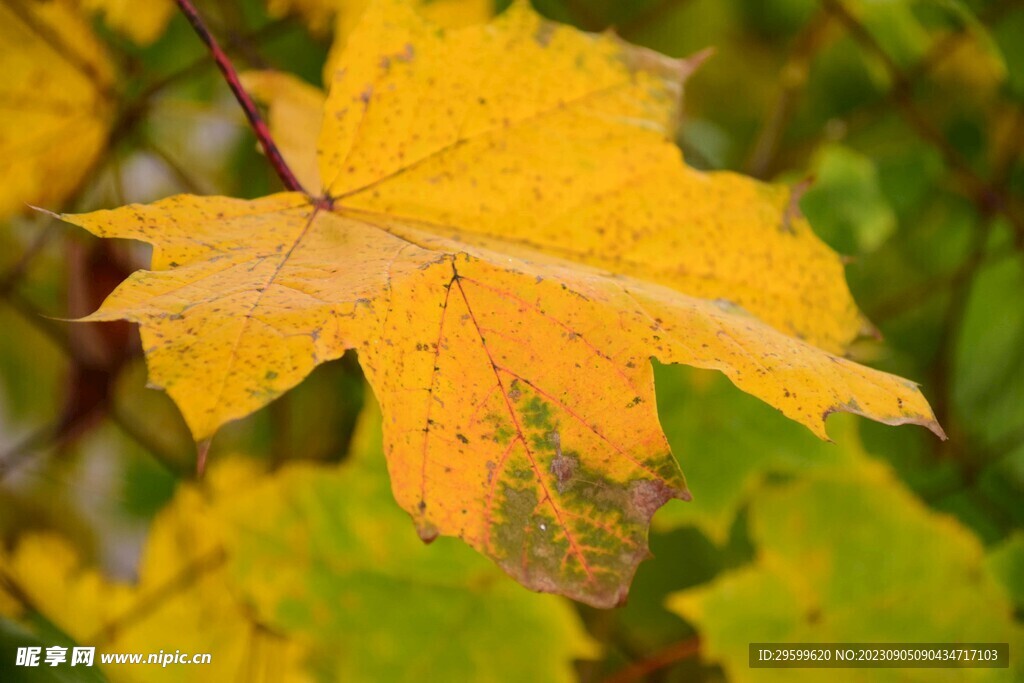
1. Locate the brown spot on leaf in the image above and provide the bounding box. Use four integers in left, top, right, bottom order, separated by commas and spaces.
533, 21, 556, 47
549, 452, 578, 494
628, 479, 680, 520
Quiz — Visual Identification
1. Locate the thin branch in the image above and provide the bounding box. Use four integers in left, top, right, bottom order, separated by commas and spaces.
991, 105, 1024, 188
745, 9, 831, 178
132, 17, 294, 106
143, 138, 211, 195
821, 0, 1024, 241
905, 0, 1020, 86
172, 0, 307, 194
0, 220, 59, 296
839, 87, 1024, 325
108, 400, 192, 478
1, 289, 75, 360
85, 547, 228, 646
603, 636, 702, 683
195, 439, 211, 477
0, 424, 59, 482
869, 248, 1014, 322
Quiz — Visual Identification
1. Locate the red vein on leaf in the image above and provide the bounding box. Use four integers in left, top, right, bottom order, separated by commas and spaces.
559, 508, 632, 543
494, 366, 668, 482
466, 382, 501, 429
451, 264, 596, 584
482, 435, 523, 551
458, 275, 640, 392
173, 0, 308, 196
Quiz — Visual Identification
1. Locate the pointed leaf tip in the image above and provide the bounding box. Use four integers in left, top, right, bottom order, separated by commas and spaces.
28, 204, 61, 220
196, 439, 211, 478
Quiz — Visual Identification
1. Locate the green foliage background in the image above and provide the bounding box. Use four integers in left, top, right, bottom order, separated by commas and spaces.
1, 0, 1022, 681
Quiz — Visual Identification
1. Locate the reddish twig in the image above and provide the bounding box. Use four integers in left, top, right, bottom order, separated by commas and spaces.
603, 636, 702, 683
172, 0, 307, 195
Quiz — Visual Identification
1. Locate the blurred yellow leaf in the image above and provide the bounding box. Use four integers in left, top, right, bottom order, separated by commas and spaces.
0, 523, 312, 683
241, 71, 326, 191
0, 0, 115, 218
79, 0, 176, 44
931, 29, 1007, 98
0, 399, 595, 681
61, 0, 942, 606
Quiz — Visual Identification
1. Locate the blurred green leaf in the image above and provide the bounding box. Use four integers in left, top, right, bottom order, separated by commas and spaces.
221, 398, 597, 682
992, 7, 1024, 101
668, 459, 1024, 682
799, 143, 897, 254
0, 398, 596, 682
652, 364, 861, 544
736, 0, 817, 38
847, 0, 931, 72
954, 242, 1024, 448
987, 532, 1024, 612
798, 34, 883, 128
0, 305, 64, 426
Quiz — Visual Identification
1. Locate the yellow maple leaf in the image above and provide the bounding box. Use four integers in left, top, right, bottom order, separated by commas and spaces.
79, 0, 176, 44
267, 0, 494, 83
0, 0, 116, 218
59, 1, 943, 607
268, 0, 491, 37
